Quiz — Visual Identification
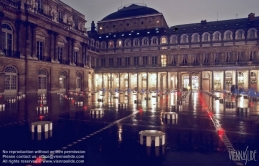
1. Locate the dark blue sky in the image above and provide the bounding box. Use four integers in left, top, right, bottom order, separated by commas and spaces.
62, 0, 259, 28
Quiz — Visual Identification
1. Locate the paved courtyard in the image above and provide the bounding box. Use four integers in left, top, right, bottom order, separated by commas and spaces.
0, 91, 258, 166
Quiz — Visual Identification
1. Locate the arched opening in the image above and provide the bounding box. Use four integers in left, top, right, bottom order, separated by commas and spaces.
59, 71, 67, 93
76, 73, 82, 92
4, 66, 18, 95
2, 23, 13, 57
38, 69, 47, 94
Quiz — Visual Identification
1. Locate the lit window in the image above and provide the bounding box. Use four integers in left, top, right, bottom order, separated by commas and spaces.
118, 40, 122, 47
108, 41, 114, 48
161, 37, 167, 44
161, 55, 167, 67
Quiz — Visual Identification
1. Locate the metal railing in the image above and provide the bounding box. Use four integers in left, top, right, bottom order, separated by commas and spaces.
3, 49, 20, 58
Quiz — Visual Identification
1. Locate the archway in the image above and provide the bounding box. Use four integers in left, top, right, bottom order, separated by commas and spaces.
4, 66, 18, 95
38, 69, 47, 94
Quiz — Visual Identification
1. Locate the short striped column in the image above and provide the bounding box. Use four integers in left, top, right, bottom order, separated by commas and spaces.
162, 112, 178, 120
31, 121, 53, 140
139, 130, 165, 147
90, 109, 104, 115
74, 101, 83, 106
225, 101, 236, 108
118, 103, 127, 108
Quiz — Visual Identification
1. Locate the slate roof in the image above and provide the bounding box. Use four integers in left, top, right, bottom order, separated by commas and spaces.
168, 16, 259, 33
101, 4, 160, 21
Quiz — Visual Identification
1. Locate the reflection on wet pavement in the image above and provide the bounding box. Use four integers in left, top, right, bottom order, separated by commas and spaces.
0, 91, 258, 166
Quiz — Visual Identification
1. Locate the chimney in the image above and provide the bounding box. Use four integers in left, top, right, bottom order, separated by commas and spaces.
91, 21, 96, 32
248, 13, 255, 21
201, 20, 207, 24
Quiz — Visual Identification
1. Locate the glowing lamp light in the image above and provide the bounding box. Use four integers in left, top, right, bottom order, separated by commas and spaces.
39, 116, 44, 119
139, 109, 143, 112
84, 106, 87, 110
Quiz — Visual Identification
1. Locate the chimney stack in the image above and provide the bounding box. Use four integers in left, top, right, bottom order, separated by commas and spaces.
201, 20, 207, 24
91, 21, 96, 32
248, 13, 255, 21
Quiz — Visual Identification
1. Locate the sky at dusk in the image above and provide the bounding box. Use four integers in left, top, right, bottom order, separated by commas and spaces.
61, 0, 259, 28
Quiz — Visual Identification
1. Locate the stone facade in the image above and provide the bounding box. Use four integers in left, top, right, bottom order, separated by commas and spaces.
0, 0, 93, 95
87, 4, 259, 92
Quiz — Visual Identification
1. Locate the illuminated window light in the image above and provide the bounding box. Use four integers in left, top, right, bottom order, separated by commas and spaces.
137, 33, 139, 35
122, 34, 124, 36
99, 37, 101, 38
114, 35, 116, 37
147, 32, 150, 34
129, 34, 131, 35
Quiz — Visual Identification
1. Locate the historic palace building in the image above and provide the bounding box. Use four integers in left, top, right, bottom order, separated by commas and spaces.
90, 4, 259, 92
0, 0, 93, 95
0, 1, 259, 95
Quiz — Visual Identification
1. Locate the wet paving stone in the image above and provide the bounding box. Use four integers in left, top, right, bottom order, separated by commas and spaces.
0, 91, 258, 166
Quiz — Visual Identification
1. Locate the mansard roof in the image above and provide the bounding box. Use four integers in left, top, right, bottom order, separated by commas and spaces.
101, 4, 160, 21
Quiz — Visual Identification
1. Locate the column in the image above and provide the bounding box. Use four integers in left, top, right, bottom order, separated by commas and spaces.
31, 23, 37, 59
128, 73, 130, 91
70, 39, 74, 65
110, 73, 112, 90
189, 72, 192, 91
137, 72, 139, 91
15, 20, 22, 57
200, 72, 203, 90
236, 71, 238, 90
66, 37, 70, 63
119, 73, 121, 91
223, 71, 226, 90
81, 42, 85, 66
248, 70, 251, 89
212, 71, 214, 91
102, 73, 104, 90
0, 11, 4, 54
53, 32, 58, 62
48, 30, 54, 62
146, 72, 148, 91
89, 56, 91, 68
177, 72, 180, 90
166, 72, 168, 91
156, 72, 158, 91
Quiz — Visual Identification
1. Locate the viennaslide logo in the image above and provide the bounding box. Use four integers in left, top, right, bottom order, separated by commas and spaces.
228, 146, 257, 165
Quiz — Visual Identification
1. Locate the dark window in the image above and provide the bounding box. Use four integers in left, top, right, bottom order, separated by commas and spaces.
143, 56, 148, 65
109, 58, 113, 66
125, 57, 130, 66
117, 58, 121, 67
37, 41, 43, 60
101, 59, 105, 67
57, 47, 62, 62
134, 57, 139, 66
152, 56, 157, 65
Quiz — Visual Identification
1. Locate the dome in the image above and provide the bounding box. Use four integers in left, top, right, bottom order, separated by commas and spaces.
101, 4, 160, 21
